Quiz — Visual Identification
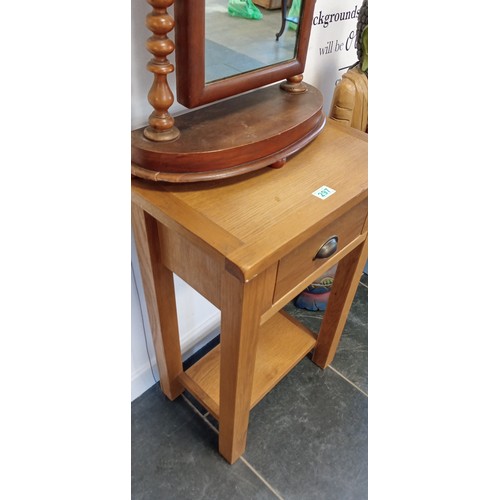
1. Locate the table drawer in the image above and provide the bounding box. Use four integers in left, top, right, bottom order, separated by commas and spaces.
273, 199, 367, 302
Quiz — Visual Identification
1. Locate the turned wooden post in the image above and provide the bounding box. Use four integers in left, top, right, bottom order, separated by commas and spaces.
144, 0, 180, 142
280, 74, 307, 94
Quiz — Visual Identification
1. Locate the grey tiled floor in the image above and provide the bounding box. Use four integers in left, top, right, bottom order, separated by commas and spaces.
132, 273, 368, 499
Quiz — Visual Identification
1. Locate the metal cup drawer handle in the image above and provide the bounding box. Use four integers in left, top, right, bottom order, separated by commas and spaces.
314, 236, 339, 260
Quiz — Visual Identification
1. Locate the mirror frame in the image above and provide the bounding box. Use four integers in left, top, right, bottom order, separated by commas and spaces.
174, 0, 316, 108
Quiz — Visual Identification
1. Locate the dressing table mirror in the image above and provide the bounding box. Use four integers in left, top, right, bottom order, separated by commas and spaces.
131, 0, 326, 182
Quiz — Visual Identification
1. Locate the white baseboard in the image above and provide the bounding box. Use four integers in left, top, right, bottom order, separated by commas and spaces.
131, 312, 221, 401
131, 361, 159, 401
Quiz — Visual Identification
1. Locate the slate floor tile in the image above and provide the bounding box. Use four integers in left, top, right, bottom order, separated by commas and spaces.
283, 302, 323, 335
132, 384, 277, 500
329, 282, 368, 394
360, 272, 368, 287
242, 359, 368, 500
285, 275, 368, 394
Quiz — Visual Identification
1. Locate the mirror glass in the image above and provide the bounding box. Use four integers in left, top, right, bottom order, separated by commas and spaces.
205, 0, 298, 83
175, 0, 314, 108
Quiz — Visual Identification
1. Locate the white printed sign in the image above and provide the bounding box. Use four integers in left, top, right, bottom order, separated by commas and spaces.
303, 0, 361, 114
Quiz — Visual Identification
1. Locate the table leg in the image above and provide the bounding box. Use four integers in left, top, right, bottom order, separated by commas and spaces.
218, 271, 267, 464
312, 237, 368, 369
132, 204, 183, 400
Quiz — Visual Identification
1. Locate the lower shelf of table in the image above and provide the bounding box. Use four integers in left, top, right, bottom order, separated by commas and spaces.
178, 311, 317, 419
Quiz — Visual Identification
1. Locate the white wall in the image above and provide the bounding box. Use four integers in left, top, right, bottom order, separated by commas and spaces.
131, 234, 221, 401
131, 0, 361, 400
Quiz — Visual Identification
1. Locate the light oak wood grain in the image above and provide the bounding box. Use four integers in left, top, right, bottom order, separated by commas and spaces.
131, 204, 183, 399
131, 119, 368, 464
260, 233, 367, 324
132, 120, 367, 282
184, 311, 316, 419
273, 199, 367, 300
217, 270, 268, 463
158, 223, 224, 308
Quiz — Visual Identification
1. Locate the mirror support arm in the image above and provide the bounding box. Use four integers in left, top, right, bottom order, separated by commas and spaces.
143, 0, 180, 142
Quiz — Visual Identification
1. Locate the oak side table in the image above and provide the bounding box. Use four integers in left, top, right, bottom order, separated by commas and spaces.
132, 119, 368, 464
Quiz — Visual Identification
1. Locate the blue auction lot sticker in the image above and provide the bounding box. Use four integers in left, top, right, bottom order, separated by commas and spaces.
312, 185, 336, 200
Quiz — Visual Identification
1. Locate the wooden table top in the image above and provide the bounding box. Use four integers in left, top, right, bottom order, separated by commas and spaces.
132, 119, 367, 281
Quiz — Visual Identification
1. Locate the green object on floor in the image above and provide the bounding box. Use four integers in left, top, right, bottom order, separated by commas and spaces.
287, 0, 301, 31
228, 0, 263, 20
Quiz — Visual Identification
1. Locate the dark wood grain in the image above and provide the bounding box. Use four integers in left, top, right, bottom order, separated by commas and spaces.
132, 82, 325, 182
143, 0, 179, 142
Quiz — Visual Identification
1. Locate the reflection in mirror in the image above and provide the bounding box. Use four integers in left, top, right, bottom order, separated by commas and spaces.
175, 0, 314, 108
205, 0, 298, 83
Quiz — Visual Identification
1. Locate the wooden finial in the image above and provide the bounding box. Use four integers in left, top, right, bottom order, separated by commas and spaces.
143, 0, 180, 142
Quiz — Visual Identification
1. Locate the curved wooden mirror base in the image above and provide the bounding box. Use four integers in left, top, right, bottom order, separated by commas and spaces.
132, 82, 325, 183
132, 0, 323, 183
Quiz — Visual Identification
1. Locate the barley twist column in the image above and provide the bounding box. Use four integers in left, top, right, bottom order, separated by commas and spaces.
143, 0, 180, 142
